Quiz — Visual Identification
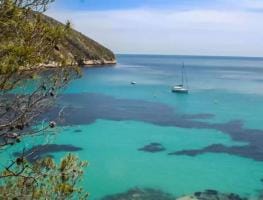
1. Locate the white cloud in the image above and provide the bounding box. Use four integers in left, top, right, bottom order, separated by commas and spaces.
238, 0, 263, 10
46, 7, 263, 56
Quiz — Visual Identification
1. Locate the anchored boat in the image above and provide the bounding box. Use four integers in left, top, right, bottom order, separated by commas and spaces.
172, 63, 189, 94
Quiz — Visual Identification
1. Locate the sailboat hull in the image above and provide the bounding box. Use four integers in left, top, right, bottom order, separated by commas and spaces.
171, 87, 189, 93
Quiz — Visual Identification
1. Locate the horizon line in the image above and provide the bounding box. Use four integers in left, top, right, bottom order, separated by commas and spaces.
116, 53, 263, 59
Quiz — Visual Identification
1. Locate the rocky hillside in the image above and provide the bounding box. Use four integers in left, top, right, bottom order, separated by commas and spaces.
42, 14, 116, 66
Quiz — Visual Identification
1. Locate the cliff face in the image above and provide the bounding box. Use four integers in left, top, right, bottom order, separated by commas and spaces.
42, 14, 116, 66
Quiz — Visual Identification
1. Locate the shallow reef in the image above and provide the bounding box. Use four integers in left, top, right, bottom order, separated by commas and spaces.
13, 144, 83, 162
101, 188, 175, 200
101, 188, 247, 200
43, 93, 263, 161
179, 189, 247, 200
138, 143, 166, 153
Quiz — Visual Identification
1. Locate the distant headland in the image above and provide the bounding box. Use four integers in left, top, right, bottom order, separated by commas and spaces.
40, 14, 116, 67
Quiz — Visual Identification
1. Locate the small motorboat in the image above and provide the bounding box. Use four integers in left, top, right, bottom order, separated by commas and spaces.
131, 81, 137, 85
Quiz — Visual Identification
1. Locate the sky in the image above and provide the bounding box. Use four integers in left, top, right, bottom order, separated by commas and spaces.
46, 0, 263, 57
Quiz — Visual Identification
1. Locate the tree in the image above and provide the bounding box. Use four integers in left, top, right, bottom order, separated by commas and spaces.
0, 154, 89, 199
0, 0, 88, 199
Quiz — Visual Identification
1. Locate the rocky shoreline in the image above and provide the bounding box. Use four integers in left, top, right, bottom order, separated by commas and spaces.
34, 59, 117, 69
82, 59, 117, 66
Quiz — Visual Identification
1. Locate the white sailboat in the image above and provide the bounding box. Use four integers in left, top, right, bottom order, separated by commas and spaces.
172, 63, 189, 94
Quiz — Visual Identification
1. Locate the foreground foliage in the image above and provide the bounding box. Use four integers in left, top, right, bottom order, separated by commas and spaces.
0, 0, 77, 148
0, 154, 89, 199
0, 0, 68, 75
0, 1, 88, 199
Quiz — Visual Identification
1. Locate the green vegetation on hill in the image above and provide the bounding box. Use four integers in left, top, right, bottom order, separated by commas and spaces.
42, 14, 116, 66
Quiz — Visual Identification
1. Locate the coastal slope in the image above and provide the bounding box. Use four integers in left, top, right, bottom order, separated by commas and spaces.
42, 14, 116, 66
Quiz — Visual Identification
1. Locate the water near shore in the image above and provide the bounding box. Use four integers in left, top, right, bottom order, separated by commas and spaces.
3, 54, 263, 199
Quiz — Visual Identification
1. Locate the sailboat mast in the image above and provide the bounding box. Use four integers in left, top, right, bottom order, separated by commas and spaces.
182, 62, 184, 86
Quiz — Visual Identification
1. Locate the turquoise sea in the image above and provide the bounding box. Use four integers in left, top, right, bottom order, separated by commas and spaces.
3, 54, 263, 199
